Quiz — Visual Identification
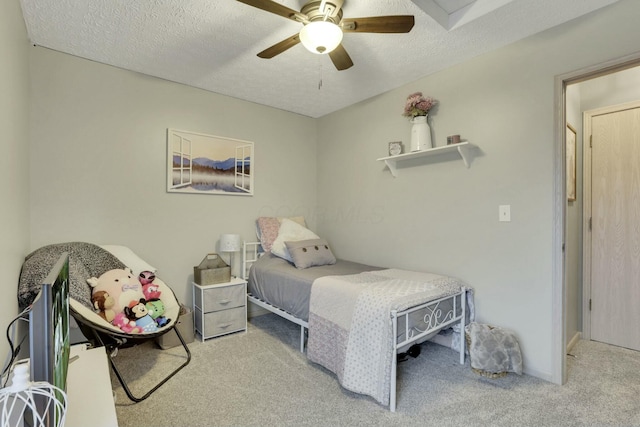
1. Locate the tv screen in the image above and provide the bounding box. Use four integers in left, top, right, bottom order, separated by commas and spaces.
29, 252, 70, 425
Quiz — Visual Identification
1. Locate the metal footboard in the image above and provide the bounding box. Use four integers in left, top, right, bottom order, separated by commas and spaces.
390, 287, 467, 412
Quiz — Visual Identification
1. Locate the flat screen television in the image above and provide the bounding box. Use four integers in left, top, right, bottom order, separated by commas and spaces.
28, 252, 71, 425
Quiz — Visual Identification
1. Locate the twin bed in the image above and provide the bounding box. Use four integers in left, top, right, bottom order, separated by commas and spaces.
243, 218, 474, 411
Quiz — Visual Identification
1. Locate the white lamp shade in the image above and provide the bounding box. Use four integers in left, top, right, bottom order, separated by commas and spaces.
219, 234, 241, 252
299, 21, 343, 54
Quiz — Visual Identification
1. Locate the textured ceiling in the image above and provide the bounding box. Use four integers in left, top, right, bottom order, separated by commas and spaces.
19, 0, 618, 118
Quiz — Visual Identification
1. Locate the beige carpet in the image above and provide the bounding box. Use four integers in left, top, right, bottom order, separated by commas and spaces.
109, 314, 640, 427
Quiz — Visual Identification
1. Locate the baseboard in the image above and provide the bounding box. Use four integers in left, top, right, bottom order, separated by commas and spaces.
566, 331, 582, 353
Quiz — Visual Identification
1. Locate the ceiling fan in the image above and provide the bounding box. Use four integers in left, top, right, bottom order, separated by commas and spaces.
237, 0, 415, 71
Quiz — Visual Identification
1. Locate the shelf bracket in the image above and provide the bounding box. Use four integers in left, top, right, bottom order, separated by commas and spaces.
384, 159, 398, 177
457, 144, 472, 168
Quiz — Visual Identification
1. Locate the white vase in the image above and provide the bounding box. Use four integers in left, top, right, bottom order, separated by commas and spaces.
410, 115, 432, 151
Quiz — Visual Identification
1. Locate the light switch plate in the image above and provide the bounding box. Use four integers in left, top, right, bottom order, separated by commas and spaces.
499, 205, 511, 222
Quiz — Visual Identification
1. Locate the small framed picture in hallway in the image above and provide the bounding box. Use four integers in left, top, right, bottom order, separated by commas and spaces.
566, 123, 577, 202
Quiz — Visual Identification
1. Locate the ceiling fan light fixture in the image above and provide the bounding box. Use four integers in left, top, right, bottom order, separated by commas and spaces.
299, 21, 343, 54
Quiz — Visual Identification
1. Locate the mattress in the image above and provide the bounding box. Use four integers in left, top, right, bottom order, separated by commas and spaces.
247, 252, 382, 321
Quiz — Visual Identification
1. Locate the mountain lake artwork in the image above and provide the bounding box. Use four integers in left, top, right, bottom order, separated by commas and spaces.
167, 129, 253, 195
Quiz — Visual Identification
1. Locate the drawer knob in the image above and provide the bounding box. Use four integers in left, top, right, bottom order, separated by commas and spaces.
219, 299, 231, 305
218, 323, 232, 329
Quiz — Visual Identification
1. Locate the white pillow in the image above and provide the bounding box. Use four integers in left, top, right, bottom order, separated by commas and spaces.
270, 219, 319, 262
100, 245, 158, 276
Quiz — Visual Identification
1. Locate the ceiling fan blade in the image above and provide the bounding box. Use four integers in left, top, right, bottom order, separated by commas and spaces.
341, 15, 415, 33
257, 34, 301, 59
329, 44, 353, 71
236, 0, 299, 22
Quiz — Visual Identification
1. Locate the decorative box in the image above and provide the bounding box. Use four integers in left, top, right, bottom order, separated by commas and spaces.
193, 253, 230, 285
157, 304, 195, 350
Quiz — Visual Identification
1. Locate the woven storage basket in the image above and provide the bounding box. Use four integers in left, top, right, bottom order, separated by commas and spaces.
465, 331, 508, 379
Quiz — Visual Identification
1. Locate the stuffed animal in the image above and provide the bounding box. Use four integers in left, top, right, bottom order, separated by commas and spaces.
145, 299, 170, 327
91, 290, 116, 323
138, 270, 156, 285
140, 271, 162, 301
124, 299, 158, 333
112, 312, 141, 334
87, 268, 145, 315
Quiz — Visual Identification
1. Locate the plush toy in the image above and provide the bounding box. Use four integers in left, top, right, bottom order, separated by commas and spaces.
124, 299, 158, 333
140, 270, 162, 301
145, 299, 170, 327
112, 312, 141, 334
138, 270, 156, 285
91, 290, 116, 323
88, 268, 144, 315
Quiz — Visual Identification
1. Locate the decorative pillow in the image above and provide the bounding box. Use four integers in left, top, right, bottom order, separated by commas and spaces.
256, 216, 307, 252
270, 219, 319, 262
285, 239, 336, 269
465, 322, 523, 376
256, 217, 280, 252
100, 245, 157, 276
279, 216, 306, 227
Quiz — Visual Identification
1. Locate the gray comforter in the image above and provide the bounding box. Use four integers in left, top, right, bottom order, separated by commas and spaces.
18, 242, 125, 310
247, 253, 383, 321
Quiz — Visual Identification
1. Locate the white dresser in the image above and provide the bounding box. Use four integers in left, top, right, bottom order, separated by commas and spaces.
193, 277, 247, 341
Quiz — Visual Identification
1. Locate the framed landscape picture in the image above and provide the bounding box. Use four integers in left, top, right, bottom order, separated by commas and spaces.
167, 129, 253, 196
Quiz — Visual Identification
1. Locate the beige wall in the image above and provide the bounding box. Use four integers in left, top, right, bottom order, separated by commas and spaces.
580, 66, 640, 111
315, 0, 640, 379
28, 47, 318, 306
0, 0, 31, 358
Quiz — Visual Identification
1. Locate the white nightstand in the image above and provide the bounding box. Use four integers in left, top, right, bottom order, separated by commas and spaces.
193, 277, 247, 341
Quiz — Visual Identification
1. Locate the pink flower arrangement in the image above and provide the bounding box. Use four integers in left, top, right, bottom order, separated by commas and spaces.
402, 92, 437, 118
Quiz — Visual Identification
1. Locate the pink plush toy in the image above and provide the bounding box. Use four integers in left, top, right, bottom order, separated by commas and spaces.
112, 312, 141, 334
138, 270, 156, 285
140, 270, 162, 300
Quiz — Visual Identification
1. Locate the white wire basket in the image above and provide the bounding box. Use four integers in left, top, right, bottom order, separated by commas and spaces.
0, 363, 67, 427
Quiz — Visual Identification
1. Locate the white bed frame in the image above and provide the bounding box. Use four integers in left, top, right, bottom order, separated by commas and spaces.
242, 242, 467, 412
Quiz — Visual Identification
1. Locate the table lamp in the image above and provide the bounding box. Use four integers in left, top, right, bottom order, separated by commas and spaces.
219, 233, 241, 278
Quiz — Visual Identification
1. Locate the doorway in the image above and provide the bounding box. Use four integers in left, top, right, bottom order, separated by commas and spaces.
557, 58, 640, 384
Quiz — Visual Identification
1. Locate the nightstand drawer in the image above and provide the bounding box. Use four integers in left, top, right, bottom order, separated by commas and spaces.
198, 307, 245, 337
197, 284, 245, 312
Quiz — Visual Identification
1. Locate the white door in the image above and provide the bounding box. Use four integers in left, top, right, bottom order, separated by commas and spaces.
589, 103, 640, 351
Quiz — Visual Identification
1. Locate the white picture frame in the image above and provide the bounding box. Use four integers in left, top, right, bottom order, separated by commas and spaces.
167, 128, 253, 196
566, 123, 577, 202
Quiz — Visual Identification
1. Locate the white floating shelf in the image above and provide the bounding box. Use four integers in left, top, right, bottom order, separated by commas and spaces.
377, 142, 474, 177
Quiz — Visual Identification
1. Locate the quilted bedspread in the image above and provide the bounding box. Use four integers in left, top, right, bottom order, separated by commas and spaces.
307, 268, 467, 406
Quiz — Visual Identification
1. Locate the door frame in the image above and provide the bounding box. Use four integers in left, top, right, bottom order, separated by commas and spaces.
581, 99, 640, 341
553, 52, 640, 385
